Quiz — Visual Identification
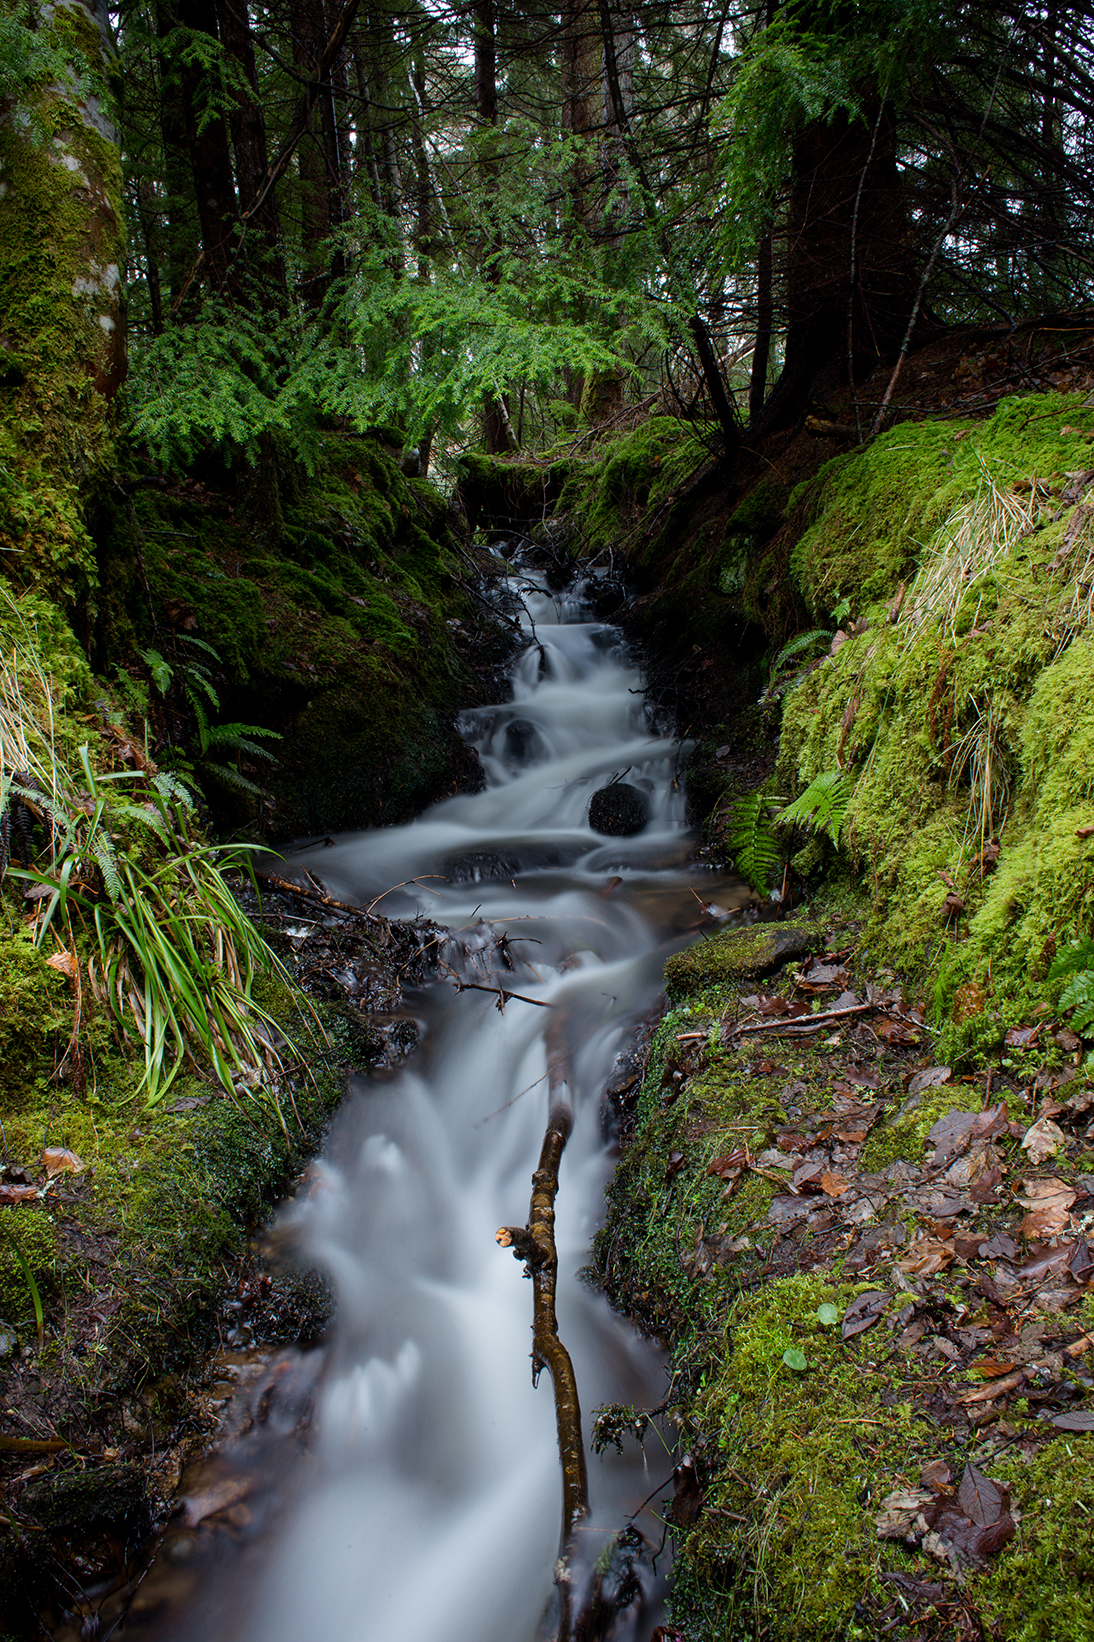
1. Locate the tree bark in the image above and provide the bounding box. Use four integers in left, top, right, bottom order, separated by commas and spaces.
0, 0, 127, 603
176, 0, 239, 294
474, 0, 518, 453
215, 0, 284, 290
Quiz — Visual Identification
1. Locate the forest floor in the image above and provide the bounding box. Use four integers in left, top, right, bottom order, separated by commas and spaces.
597, 912, 1094, 1641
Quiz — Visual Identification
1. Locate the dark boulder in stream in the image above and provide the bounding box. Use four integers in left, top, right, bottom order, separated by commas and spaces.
588, 782, 650, 835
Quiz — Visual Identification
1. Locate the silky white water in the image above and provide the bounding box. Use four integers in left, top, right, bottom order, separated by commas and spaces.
137, 569, 750, 1642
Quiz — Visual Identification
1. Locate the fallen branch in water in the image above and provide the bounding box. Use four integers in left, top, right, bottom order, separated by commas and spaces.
455, 979, 551, 1009
254, 869, 379, 921
496, 1008, 589, 1640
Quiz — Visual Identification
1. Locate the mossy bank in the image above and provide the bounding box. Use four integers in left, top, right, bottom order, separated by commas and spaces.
595, 924, 1094, 1641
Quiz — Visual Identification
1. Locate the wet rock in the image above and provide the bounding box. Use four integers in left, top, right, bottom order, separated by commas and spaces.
503, 718, 544, 762
664, 922, 820, 996
589, 783, 651, 837
20, 1464, 149, 1537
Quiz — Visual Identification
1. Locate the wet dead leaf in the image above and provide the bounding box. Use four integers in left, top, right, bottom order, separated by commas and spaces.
922, 1465, 1015, 1564
1049, 1408, 1094, 1431
41, 1147, 85, 1177
969, 1357, 1018, 1378
908, 1065, 953, 1097
920, 1459, 953, 1492
980, 1231, 1018, 1260
45, 950, 78, 981
876, 1487, 932, 1541
1021, 1116, 1067, 1164
821, 1170, 851, 1197
875, 1018, 921, 1045
842, 1289, 889, 1339
0, 1183, 40, 1204
898, 1232, 955, 1276
707, 1150, 747, 1184
670, 1455, 704, 1526
1005, 1025, 1042, 1049
1019, 1178, 1076, 1238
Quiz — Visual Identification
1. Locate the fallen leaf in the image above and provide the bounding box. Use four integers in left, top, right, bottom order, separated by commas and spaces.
842, 1289, 889, 1339
908, 1066, 953, 1097
970, 1165, 1004, 1204
880, 1571, 948, 1606
1076, 825, 1094, 840
927, 1103, 1009, 1167
1049, 1409, 1094, 1431
875, 1018, 921, 1045
45, 950, 78, 981
1021, 1116, 1067, 1164
670, 1455, 704, 1526
898, 1232, 955, 1276
0, 1183, 40, 1204
876, 1487, 933, 1541
920, 1459, 953, 1492
969, 1357, 1019, 1378
841, 1065, 881, 1089
707, 1150, 747, 1180
664, 1151, 686, 1182
41, 1147, 85, 1177
821, 1171, 851, 1197
1006, 1025, 1042, 1049
958, 1463, 1008, 1529
1019, 1177, 1076, 1238
792, 1160, 825, 1194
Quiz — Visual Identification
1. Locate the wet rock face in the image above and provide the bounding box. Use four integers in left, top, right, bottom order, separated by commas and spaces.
589, 783, 651, 836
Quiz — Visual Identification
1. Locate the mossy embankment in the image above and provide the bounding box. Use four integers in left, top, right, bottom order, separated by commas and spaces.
0, 422, 506, 1624
595, 926, 1094, 1641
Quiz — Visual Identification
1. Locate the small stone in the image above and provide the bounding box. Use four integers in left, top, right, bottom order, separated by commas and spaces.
588, 783, 650, 836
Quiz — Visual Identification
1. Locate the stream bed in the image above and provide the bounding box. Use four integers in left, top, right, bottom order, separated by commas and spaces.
120, 563, 752, 1642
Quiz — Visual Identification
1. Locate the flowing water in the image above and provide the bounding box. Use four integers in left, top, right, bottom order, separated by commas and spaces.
123, 565, 752, 1642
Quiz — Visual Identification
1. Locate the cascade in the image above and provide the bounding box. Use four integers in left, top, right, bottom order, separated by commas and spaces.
124, 561, 751, 1642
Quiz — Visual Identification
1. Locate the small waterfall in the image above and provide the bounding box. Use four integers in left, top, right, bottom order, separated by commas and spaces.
125, 565, 751, 1642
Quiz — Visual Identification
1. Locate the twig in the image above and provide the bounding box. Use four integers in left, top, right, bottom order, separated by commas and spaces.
254, 869, 377, 921
454, 980, 550, 1008
728, 1001, 874, 1038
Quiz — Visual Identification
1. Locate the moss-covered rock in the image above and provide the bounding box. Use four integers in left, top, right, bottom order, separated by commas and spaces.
664, 922, 819, 995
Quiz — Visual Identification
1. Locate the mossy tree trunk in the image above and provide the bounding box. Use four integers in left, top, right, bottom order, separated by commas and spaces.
0, 0, 126, 606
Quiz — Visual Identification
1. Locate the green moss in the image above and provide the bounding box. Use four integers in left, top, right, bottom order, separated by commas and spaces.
773, 397, 1094, 1034
665, 924, 820, 998
0, 9, 125, 603
558, 418, 709, 553
788, 396, 1094, 619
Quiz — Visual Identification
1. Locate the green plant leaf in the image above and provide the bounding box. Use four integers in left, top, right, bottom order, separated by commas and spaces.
724, 792, 781, 892
782, 1347, 808, 1372
816, 1303, 840, 1327
777, 768, 853, 847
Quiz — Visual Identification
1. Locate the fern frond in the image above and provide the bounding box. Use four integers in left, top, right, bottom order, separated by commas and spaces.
1048, 937, 1094, 985
771, 629, 831, 675
91, 834, 123, 902
776, 769, 852, 846
725, 793, 781, 892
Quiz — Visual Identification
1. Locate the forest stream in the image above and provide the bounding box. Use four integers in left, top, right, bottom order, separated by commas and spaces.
114, 558, 752, 1642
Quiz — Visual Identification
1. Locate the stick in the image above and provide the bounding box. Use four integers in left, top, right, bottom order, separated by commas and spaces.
957, 1331, 1094, 1405
729, 1002, 875, 1037
253, 869, 378, 921
496, 1009, 590, 1640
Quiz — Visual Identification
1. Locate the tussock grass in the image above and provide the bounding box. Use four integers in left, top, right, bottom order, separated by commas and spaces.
0, 583, 313, 1114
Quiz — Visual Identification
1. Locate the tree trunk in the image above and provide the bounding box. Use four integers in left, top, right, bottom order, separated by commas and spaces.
176, 0, 238, 294
0, 0, 127, 604
215, 0, 285, 292
291, 0, 331, 302
760, 99, 913, 432
474, 0, 517, 453
155, 2, 202, 313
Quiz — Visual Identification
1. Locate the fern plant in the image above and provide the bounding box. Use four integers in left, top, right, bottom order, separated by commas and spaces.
724, 792, 783, 892
777, 769, 853, 847
1048, 937, 1094, 1041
